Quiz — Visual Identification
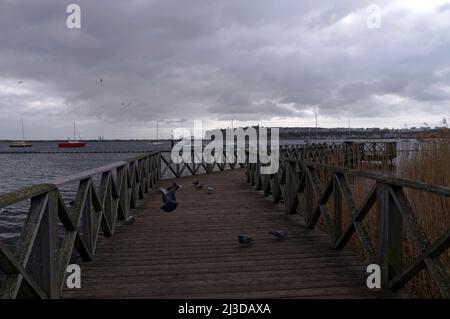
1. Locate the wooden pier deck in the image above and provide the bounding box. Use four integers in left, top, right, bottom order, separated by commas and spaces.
62, 169, 397, 299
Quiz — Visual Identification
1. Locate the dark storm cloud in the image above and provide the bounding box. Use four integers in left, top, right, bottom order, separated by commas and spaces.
1, 0, 450, 138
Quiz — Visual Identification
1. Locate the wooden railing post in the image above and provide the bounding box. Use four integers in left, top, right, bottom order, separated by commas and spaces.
377, 182, 403, 288
29, 190, 59, 298
270, 174, 282, 203
262, 174, 271, 196
82, 180, 93, 254
254, 162, 262, 191
285, 161, 299, 215
117, 165, 129, 219
157, 153, 161, 182
305, 169, 313, 224
333, 175, 342, 244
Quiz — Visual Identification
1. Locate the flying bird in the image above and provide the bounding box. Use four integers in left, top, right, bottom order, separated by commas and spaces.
238, 235, 253, 247
160, 182, 182, 212
269, 230, 288, 241
99, 78, 103, 84
17, 81, 23, 84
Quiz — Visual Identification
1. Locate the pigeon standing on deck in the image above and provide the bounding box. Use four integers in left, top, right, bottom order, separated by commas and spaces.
124, 216, 136, 225
238, 235, 253, 247
193, 180, 204, 190
269, 230, 288, 241
160, 182, 182, 212
207, 186, 214, 194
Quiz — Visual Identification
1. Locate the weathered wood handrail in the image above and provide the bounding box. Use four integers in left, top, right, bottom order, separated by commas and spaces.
0, 151, 161, 298
160, 149, 245, 178
0, 141, 406, 298
278, 141, 397, 168
247, 151, 450, 298
160, 141, 396, 179
0, 147, 248, 299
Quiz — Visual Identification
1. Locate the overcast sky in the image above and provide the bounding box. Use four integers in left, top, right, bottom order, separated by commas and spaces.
1, 0, 450, 139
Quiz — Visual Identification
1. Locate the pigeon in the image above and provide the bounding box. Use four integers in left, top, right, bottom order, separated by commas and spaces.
207, 186, 214, 194
269, 230, 288, 241
99, 78, 103, 83
124, 216, 136, 225
17, 81, 23, 84
195, 183, 204, 190
193, 180, 199, 186
238, 235, 253, 247
160, 182, 181, 212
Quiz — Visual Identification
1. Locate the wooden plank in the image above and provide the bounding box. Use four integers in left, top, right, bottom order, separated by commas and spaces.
63, 169, 402, 299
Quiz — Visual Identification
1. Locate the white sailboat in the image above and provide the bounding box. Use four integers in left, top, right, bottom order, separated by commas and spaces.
9, 119, 33, 148
149, 121, 163, 145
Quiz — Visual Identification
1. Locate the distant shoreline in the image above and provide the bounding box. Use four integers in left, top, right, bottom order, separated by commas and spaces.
0, 137, 414, 143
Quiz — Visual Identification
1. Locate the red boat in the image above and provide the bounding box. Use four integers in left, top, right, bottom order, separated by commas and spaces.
58, 122, 87, 148
58, 141, 86, 148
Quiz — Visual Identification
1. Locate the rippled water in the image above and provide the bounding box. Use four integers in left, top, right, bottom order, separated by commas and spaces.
0, 140, 172, 246
0, 138, 409, 247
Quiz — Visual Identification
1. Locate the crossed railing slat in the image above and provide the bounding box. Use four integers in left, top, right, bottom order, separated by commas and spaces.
247, 142, 449, 298
160, 149, 244, 179
0, 142, 404, 298
0, 152, 160, 299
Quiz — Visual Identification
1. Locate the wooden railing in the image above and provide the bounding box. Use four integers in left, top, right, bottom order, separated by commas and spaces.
0, 141, 407, 298
0, 148, 246, 299
247, 154, 450, 297
278, 142, 397, 168
160, 141, 397, 178
0, 152, 160, 298
160, 149, 245, 178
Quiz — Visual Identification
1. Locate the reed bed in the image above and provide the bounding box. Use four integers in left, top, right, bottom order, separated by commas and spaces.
335, 138, 450, 298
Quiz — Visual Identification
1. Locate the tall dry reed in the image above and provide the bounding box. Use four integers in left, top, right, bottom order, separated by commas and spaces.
313, 138, 449, 298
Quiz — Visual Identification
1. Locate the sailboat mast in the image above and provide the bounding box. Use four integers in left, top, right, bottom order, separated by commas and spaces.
21, 118, 25, 142
156, 121, 159, 141
74, 122, 76, 141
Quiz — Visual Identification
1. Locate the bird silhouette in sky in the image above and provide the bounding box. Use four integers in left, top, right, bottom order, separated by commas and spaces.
99, 78, 103, 84
17, 81, 23, 84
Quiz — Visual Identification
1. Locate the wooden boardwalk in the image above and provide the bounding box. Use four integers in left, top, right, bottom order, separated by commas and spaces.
63, 169, 399, 299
